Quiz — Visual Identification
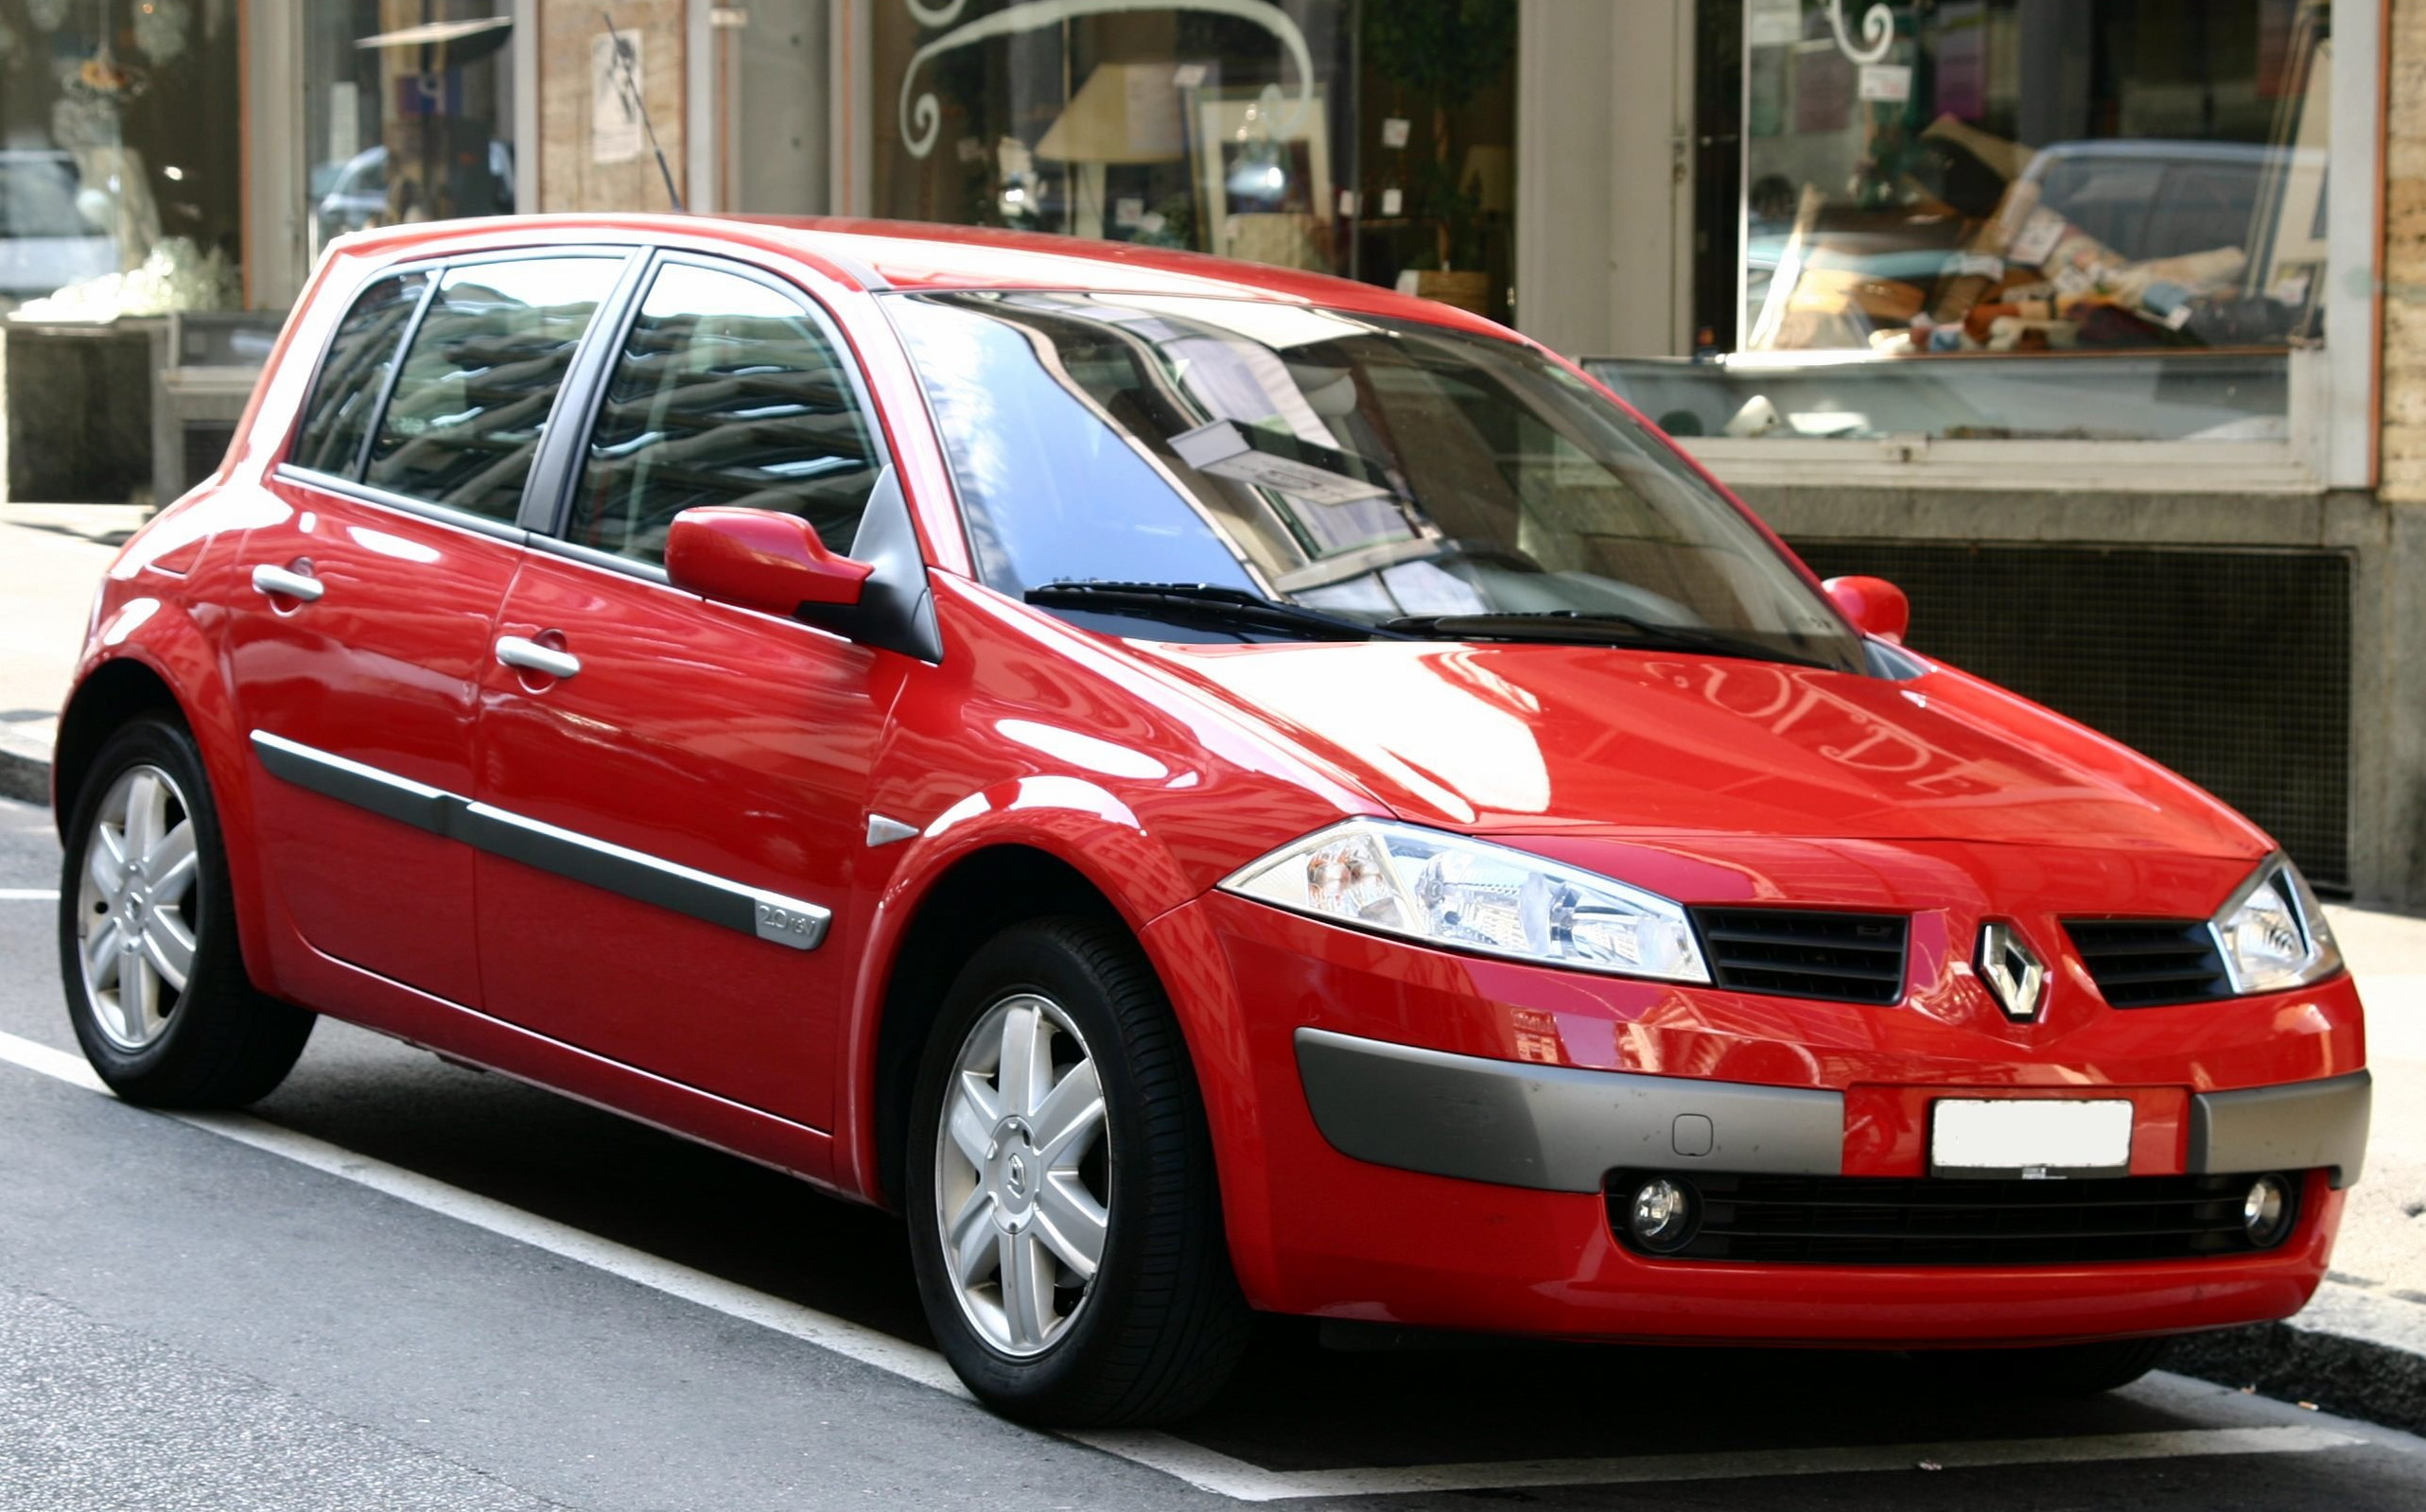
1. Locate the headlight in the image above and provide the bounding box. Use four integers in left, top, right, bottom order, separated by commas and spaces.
2209, 855, 2341, 995
1219, 819, 1711, 983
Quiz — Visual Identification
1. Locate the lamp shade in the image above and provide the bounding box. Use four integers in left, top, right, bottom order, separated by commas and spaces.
1036, 62, 1188, 164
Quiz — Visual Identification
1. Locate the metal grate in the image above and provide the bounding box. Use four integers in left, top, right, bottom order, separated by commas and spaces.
180, 421, 237, 495
1610, 1171, 2295, 1265
2066, 919, 2231, 1007
1689, 908, 1908, 1004
1787, 542, 2351, 892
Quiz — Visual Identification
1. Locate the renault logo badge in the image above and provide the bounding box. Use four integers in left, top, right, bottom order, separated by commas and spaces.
1977, 921, 2047, 1022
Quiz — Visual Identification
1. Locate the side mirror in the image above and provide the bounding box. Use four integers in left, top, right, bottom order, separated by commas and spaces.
1823, 575, 1910, 643
666, 507, 873, 618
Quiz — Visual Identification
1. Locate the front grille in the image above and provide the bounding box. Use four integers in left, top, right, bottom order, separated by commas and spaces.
1609, 1171, 2295, 1265
2066, 919, 2231, 1007
1690, 908, 1908, 1004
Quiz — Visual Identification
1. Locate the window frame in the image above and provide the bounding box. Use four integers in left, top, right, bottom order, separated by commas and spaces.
525, 247, 896, 586
276, 245, 646, 543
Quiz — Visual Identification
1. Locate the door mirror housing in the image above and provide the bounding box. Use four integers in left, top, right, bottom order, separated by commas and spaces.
666, 507, 873, 618
1823, 575, 1910, 643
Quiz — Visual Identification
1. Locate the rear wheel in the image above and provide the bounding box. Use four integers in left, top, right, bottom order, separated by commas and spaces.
58, 716, 312, 1106
1916, 1337, 2172, 1398
905, 917, 1250, 1426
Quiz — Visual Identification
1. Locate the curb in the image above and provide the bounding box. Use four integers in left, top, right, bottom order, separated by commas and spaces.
2172, 1319, 2426, 1438
0, 734, 47, 808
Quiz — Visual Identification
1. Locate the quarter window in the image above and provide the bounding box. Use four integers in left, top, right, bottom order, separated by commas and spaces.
567, 262, 881, 565
366, 256, 626, 523
291, 271, 428, 478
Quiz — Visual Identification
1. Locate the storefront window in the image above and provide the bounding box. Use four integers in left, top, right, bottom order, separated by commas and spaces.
1600, 0, 2330, 444
0, 0, 241, 318
305, 1, 517, 268
874, 1, 1356, 277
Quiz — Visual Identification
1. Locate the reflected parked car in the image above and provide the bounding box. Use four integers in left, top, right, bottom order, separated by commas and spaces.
314, 141, 516, 245
0, 149, 117, 302
52, 215, 2368, 1428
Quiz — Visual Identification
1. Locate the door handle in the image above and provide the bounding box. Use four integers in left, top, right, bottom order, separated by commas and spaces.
251, 564, 323, 602
496, 635, 581, 681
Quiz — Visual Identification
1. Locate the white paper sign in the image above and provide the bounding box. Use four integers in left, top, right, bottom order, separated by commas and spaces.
591, 31, 644, 165
1748, 0, 1802, 46
1859, 63, 1913, 103
1114, 196, 1145, 229
1379, 187, 1403, 217
1380, 116, 1411, 149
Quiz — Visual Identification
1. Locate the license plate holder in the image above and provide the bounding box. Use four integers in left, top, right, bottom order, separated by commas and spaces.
1929, 1098, 2133, 1178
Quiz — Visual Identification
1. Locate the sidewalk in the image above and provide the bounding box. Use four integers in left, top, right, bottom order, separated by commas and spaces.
0, 504, 131, 804
1, 503, 2421, 1428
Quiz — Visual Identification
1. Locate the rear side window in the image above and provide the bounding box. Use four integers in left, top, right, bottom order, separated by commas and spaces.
291, 270, 428, 478
365, 255, 626, 524
566, 261, 881, 565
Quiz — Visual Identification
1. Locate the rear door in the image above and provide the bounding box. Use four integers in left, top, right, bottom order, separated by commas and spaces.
469, 252, 901, 1128
229, 251, 634, 1005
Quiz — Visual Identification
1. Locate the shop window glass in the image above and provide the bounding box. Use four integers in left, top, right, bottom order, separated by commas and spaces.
292, 270, 430, 478
568, 263, 882, 564
305, 3, 517, 267
367, 256, 624, 523
866, 4, 1516, 313
1607, 0, 2330, 445
0, 4, 242, 316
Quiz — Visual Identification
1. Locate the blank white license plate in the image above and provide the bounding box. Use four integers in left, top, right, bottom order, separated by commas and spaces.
1930, 1099, 2133, 1177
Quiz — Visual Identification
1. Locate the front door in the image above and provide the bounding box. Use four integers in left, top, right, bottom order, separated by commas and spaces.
471, 254, 899, 1128
230, 252, 630, 1005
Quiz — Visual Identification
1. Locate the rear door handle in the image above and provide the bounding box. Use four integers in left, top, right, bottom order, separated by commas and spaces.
496, 635, 581, 681
251, 564, 323, 602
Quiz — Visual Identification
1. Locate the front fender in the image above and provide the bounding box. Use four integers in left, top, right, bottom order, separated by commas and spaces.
835, 773, 1205, 1201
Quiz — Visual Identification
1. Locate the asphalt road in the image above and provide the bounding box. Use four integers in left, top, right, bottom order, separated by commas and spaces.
2, 792, 2422, 1510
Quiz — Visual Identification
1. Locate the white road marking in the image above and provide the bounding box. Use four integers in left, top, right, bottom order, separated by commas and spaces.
0, 1028, 2372, 1502
0, 888, 59, 900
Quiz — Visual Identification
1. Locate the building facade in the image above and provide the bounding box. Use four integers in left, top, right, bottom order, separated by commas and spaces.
1, 1, 2418, 907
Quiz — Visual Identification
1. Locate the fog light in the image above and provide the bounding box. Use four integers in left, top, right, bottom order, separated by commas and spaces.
1628, 1177, 1698, 1254
2242, 1173, 2294, 1246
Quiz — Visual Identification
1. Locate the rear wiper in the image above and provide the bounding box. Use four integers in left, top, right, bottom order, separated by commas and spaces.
1381, 610, 1837, 669
1026, 581, 1411, 642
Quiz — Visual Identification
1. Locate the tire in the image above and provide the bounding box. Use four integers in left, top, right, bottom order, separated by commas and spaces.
57, 714, 313, 1107
905, 916, 1251, 1427
1915, 1336, 2173, 1399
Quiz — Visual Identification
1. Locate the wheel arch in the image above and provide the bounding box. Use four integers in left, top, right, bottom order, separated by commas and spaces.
862, 842, 1131, 1210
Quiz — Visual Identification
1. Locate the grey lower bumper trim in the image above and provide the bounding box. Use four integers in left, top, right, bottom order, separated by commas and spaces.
1293, 1028, 1843, 1193
2190, 1070, 2371, 1189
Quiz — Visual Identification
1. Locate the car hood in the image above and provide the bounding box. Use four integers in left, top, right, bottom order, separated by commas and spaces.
1126, 638, 2268, 859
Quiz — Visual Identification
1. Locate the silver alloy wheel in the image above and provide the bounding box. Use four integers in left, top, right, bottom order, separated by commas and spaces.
74, 764, 201, 1051
934, 992, 1112, 1358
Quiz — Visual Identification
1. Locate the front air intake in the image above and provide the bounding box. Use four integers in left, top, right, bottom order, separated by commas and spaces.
1688, 908, 1908, 1004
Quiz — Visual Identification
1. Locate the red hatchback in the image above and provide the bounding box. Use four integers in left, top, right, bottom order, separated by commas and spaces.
53, 216, 2368, 1427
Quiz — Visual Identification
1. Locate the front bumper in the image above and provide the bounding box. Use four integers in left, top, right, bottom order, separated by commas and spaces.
1297, 1028, 2372, 1192
1146, 887, 2368, 1347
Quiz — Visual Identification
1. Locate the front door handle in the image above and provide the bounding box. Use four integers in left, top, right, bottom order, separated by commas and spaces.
251, 564, 323, 602
496, 635, 581, 681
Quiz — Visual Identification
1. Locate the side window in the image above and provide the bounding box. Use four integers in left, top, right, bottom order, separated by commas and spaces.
567, 262, 882, 565
291, 270, 428, 478
365, 255, 626, 524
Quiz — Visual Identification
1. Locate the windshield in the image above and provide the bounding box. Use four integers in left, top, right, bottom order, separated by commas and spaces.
886, 290, 1863, 673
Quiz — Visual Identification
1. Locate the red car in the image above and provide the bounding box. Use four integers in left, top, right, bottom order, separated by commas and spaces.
52, 215, 2368, 1427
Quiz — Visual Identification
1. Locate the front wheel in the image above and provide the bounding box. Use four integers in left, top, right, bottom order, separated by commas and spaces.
58, 715, 313, 1106
905, 917, 1250, 1427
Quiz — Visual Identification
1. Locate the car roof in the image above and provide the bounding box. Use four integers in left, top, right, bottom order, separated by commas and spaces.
323, 213, 1515, 338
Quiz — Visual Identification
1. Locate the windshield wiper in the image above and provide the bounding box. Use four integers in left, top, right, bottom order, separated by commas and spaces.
1381, 610, 1838, 669
1026, 581, 1411, 642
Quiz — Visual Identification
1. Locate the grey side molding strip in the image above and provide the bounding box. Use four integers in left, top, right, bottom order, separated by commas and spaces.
248, 730, 829, 951
2190, 1069, 2371, 1190
1294, 1028, 1844, 1193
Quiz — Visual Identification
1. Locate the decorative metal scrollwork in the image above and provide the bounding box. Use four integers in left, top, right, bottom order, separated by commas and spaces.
1826, 0, 1896, 64
899, 0, 1315, 160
